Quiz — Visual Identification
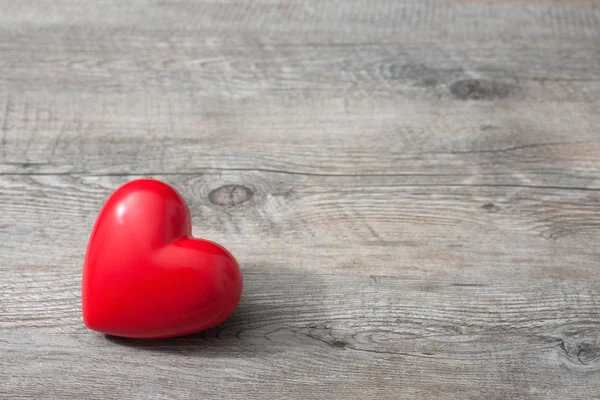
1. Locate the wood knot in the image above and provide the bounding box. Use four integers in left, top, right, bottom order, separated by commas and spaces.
482, 202, 498, 212
558, 331, 600, 366
574, 340, 600, 365
450, 79, 515, 100
209, 185, 253, 207
332, 340, 347, 349
480, 124, 499, 131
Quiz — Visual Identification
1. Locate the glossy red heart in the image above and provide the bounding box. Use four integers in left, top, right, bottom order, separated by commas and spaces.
82, 179, 243, 339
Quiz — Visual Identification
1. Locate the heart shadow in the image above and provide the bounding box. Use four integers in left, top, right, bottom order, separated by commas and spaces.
104, 266, 326, 357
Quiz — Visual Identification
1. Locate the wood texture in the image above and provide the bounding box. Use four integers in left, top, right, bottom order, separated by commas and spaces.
1, 1, 600, 399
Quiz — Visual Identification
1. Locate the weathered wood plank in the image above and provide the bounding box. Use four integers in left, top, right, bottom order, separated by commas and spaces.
2, 273, 600, 399
0, 95, 599, 177
1, 174, 600, 281
1, 43, 599, 95
1, 0, 599, 46
1, 332, 595, 399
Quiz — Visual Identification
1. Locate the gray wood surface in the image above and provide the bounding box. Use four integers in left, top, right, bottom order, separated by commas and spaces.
1, 0, 600, 398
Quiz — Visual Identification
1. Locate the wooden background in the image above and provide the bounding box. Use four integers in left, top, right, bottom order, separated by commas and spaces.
1, 0, 600, 398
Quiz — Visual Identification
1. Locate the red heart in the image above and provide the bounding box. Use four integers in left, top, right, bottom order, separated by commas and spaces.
82, 179, 243, 338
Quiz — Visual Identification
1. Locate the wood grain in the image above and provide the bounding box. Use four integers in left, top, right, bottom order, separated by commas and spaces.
1, 0, 600, 399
